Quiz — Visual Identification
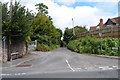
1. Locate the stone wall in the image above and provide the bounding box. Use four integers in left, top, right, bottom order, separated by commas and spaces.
10, 41, 27, 58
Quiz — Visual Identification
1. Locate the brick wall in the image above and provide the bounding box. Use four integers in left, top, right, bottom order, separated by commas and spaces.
77, 25, 120, 39
10, 41, 27, 58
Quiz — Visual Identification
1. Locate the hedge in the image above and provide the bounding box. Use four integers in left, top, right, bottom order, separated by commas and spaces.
36, 43, 60, 52
67, 36, 119, 56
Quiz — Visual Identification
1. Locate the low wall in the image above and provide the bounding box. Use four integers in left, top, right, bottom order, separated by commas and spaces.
77, 25, 120, 39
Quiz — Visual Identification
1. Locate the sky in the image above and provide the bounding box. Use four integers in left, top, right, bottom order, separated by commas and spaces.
2, 0, 119, 31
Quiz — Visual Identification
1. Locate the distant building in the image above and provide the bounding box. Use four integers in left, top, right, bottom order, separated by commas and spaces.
77, 17, 120, 39
90, 17, 120, 30
104, 17, 120, 26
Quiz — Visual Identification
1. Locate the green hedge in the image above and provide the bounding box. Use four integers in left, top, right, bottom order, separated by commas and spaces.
36, 44, 60, 52
67, 37, 119, 56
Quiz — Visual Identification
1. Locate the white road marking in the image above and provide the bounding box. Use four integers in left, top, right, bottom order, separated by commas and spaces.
1, 74, 11, 76
99, 66, 115, 70
99, 66, 108, 70
73, 68, 81, 69
1, 73, 27, 76
108, 68, 113, 70
65, 59, 75, 71
14, 73, 26, 75
112, 66, 118, 68
73, 68, 82, 71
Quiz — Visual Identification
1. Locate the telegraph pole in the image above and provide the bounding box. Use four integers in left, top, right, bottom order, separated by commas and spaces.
72, 18, 75, 36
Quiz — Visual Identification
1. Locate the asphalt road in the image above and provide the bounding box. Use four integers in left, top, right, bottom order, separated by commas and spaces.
2, 48, 119, 78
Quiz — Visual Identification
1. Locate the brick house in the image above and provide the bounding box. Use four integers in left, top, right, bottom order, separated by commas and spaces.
90, 17, 120, 30
77, 17, 120, 39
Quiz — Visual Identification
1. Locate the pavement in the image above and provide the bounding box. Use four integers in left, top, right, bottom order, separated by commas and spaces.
83, 54, 120, 59
1, 52, 38, 68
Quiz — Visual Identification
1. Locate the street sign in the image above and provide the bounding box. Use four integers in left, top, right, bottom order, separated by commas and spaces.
112, 47, 118, 50
99, 33, 102, 37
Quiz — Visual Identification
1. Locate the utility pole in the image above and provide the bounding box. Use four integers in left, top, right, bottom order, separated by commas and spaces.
99, 28, 102, 54
72, 18, 75, 36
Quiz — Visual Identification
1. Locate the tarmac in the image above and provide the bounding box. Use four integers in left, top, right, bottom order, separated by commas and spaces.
0, 51, 120, 69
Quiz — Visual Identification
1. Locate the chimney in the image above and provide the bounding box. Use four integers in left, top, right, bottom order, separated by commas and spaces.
100, 18, 103, 28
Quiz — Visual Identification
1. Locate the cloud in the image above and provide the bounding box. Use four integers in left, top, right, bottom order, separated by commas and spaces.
19, 0, 119, 31
1, 0, 118, 31
44, 1, 117, 31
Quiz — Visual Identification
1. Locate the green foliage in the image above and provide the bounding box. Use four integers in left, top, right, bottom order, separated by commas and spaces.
63, 26, 88, 45
31, 13, 61, 45
67, 37, 119, 56
36, 43, 59, 51
2, 1, 34, 43
35, 3, 48, 15
36, 44, 50, 51
67, 40, 80, 52
63, 27, 76, 44
32, 3, 62, 51
102, 38, 119, 56
74, 26, 88, 35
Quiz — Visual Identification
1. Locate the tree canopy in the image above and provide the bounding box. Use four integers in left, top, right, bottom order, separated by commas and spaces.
63, 26, 88, 44
2, 1, 34, 42
31, 3, 62, 47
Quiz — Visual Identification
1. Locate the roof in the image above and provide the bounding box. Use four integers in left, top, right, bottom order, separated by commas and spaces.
105, 17, 120, 24
110, 17, 120, 23
90, 26, 96, 30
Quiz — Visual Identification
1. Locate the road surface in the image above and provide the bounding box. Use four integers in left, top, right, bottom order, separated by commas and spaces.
2, 48, 119, 78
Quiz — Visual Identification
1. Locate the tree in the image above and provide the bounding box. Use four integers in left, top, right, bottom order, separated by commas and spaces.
74, 26, 88, 35
63, 27, 75, 44
2, 1, 34, 61
63, 26, 88, 44
35, 3, 52, 20
31, 13, 61, 46
35, 3, 48, 15
2, 1, 34, 42
32, 3, 62, 48
56, 28, 62, 45
2, 2, 9, 37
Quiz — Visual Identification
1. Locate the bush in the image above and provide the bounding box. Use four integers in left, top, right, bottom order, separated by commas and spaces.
36, 44, 50, 51
67, 40, 80, 52
67, 37, 119, 56
36, 43, 60, 52
49, 44, 60, 50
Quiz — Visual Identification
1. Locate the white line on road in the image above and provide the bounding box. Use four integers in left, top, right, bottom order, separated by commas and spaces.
1, 74, 12, 76
1, 73, 27, 76
112, 66, 118, 68
65, 59, 75, 71
99, 66, 114, 70
14, 73, 27, 75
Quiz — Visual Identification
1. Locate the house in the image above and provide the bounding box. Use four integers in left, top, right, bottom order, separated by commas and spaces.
90, 18, 104, 30
104, 17, 120, 26
90, 17, 120, 30
90, 26, 96, 30
77, 16, 120, 39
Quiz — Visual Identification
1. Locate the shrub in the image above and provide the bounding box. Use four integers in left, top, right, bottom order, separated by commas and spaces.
36, 44, 50, 51
67, 40, 80, 52
49, 44, 60, 50
67, 36, 119, 56
36, 43, 60, 52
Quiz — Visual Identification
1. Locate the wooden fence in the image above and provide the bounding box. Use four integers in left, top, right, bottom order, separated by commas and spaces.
77, 25, 120, 39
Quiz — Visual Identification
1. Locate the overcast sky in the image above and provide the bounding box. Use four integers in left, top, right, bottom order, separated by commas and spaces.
2, 0, 119, 31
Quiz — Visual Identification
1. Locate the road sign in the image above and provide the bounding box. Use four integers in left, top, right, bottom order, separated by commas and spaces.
112, 47, 118, 50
